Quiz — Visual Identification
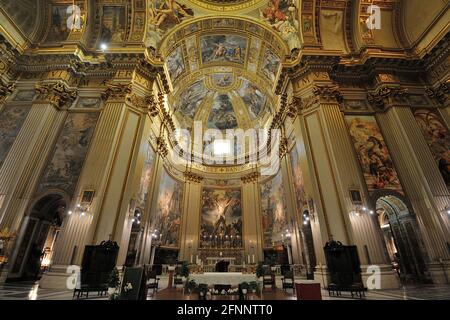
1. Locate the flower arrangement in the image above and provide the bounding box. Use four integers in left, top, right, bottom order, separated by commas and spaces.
123, 282, 133, 293
107, 268, 121, 300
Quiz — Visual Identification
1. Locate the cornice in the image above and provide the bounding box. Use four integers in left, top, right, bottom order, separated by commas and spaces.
426, 81, 449, 106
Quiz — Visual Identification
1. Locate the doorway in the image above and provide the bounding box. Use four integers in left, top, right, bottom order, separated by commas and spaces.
300, 210, 316, 279
375, 195, 428, 284
9, 194, 66, 281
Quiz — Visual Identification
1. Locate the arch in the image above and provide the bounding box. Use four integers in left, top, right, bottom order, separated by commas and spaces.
7, 191, 69, 281
155, 15, 290, 60
374, 193, 429, 284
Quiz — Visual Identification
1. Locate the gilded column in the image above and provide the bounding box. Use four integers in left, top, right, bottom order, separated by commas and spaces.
179, 171, 203, 262
241, 171, 264, 264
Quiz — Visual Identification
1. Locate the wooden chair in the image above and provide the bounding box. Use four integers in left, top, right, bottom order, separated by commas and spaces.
146, 270, 160, 294
262, 267, 274, 290
281, 270, 295, 292
173, 266, 184, 288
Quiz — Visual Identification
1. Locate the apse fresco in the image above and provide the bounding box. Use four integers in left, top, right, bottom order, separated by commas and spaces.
238, 78, 267, 119
261, 48, 281, 82
174, 80, 208, 118
136, 144, 156, 210
0, 106, 30, 168
259, 0, 301, 51
151, 170, 184, 247
45, 5, 71, 43
345, 116, 402, 192
37, 113, 99, 197
166, 47, 185, 83
100, 6, 126, 43
200, 188, 243, 248
414, 109, 450, 186
212, 74, 234, 88
201, 35, 247, 65
290, 141, 307, 213
261, 170, 288, 247
208, 94, 238, 130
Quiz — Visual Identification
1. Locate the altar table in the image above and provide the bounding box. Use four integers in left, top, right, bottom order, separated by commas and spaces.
190, 273, 257, 286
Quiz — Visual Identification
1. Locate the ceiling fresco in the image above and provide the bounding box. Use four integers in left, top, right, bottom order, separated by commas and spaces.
146, 0, 300, 53
169, 67, 274, 132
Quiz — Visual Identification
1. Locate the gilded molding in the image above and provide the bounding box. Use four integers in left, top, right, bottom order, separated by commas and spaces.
183, 171, 204, 183
241, 171, 260, 184
34, 82, 78, 109
156, 137, 169, 157
367, 86, 409, 111
279, 137, 289, 159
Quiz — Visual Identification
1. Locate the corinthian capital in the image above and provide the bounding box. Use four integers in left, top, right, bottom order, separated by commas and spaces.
426, 81, 449, 106
101, 81, 132, 101
312, 84, 343, 104
367, 86, 409, 111
35, 82, 78, 109
0, 79, 15, 103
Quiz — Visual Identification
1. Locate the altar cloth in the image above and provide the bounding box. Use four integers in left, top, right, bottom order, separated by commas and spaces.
190, 272, 257, 285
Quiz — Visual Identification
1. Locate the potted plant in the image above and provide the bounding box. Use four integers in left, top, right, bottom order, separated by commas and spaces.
107, 268, 121, 300
249, 281, 258, 294
185, 279, 198, 295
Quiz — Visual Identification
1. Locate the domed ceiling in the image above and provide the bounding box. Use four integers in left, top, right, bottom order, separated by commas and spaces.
164, 17, 286, 131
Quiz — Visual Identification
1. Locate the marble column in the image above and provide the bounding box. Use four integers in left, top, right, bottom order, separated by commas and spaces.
372, 89, 450, 283
179, 173, 202, 262
0, 80, 76, 284
241, 172, 264, 264
292, 82, 399, 288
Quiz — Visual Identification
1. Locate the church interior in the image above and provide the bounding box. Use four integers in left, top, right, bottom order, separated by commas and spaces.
0, 0, 449, 301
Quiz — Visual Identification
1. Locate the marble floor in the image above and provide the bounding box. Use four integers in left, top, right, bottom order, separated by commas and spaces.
0, 277, 449, 300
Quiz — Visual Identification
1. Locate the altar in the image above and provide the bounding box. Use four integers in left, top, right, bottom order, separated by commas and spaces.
205, 257, 236, 265
189, 273, 257, 286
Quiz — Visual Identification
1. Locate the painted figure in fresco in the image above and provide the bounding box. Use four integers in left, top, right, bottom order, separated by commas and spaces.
262, 49, 281, 82
239, 80, 265, 119
260, 0, 300, 51
149, 0, 194, 28
201, 35, 247, 64
200, 189, 242, 247
208, 95, 238, 130
414, 110, 450, 185
167, 48, 185, 82
347, 117, 401, 190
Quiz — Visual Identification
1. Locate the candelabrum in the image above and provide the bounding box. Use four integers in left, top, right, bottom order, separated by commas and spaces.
67, 202, 92, 218
350, 204, 375, 217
